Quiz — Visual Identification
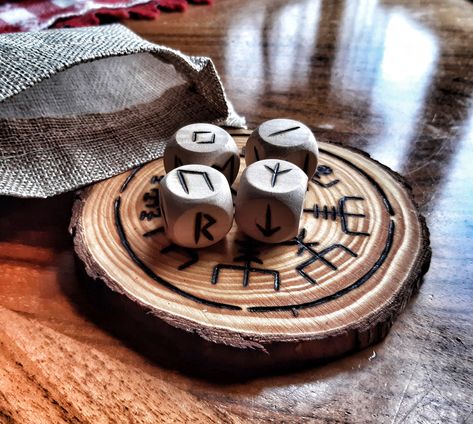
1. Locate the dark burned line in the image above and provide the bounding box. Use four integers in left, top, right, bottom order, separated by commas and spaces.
177, 169, 215, 194
160, 244, 199, 270
247, 219, 395, 313
319, 148, 395, 216
264, 162, 292, 187
268, 126, 301, 137
114, 196, 241, 311
143, 227, 164, 238
192, 131, 215, 144
212, 155, 236, 181
119, 165, 144, 193
116, 147, 396, 314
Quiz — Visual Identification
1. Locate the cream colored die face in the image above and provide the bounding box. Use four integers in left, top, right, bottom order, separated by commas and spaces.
258, 118, 312, 148
245, 158, 306, 194
235, 159, 308, 243
80, 137, 427, 347
175, 123, 230, 153
164, 123, 240, 184
245, 118, 319, 178
171, 205, 233, 248
159, 164, 233, 248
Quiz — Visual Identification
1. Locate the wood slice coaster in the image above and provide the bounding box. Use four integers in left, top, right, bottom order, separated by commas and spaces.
70, 129, 431, 370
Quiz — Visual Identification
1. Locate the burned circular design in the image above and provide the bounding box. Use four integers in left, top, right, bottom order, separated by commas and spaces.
72, 132, 429, 345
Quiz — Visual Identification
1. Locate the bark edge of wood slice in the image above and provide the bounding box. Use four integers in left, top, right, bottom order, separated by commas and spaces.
70, 129, 431, 372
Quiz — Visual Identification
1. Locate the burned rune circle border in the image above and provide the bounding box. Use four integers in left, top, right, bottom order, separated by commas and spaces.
113, 147, 396, 314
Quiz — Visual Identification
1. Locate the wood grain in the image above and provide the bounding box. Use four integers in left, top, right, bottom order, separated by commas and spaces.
0, 305, 237, 423
70, 132, 430, 371
1, 0, 472, 422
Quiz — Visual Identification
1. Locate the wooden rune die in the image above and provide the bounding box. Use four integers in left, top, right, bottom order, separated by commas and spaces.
235, 159, 308, 243
72, 130, 431, 369
164, 123, 240, 184
159, 164, 233, 248
245, 118, 319, 179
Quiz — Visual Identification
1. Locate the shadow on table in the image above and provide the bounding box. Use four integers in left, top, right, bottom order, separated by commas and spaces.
56, 252, 421, 385
0, 193, 74, 249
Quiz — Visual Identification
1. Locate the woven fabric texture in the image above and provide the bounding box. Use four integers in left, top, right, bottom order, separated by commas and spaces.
0, 24, 244, 198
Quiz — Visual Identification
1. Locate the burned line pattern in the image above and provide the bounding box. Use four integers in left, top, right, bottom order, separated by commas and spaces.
113, 148, 395, 315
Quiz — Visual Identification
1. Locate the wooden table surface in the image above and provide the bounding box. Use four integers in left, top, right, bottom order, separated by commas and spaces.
1, 0, 472, 422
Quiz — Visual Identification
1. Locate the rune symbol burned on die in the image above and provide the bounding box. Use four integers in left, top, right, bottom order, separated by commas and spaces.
177, 169, 214, 194
256, 204, 281, 237
268, 126, 301, 137
264, 162, 292, 187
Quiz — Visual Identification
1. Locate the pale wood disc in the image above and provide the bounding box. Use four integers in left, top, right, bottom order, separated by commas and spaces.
70, 129, 431, 365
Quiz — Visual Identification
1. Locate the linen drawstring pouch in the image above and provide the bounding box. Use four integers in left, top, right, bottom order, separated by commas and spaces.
0, 24, 244, 198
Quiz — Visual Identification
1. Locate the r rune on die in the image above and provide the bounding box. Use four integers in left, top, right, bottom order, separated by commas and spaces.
160, 119, 318, 247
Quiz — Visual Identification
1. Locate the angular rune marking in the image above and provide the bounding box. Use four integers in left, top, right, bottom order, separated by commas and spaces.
211, 240, 280, 290
174, 156, 183, 168
194, 212, 217, 244
338, 197, 370, 236
296, 244, 357, 285
268, 126, 301, 137
139, 175, 165, 221
311, 164, 340, 188
212, 156, 235, 181
302, 153, 310, 175
304, 204, 338, 221
282, 229, 358, 285
256, 204, 281, 237
192, 131, 215, 144
140, 225, 198, 270
139, 210, 160, 221
264, 162, 292, 187
304, 196, 370, 236
160, 244, 199, 270
150, 175, 164, 185
143, 188, 160, 209
177, 169, 214, 194
161, 199, 169, 227
143, 226, 165, 238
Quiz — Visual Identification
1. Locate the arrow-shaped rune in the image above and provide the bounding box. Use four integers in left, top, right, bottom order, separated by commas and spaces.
256, 204, 281, 237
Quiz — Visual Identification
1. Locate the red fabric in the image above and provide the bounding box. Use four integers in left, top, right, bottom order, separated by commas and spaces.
0, 0, 212, 33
